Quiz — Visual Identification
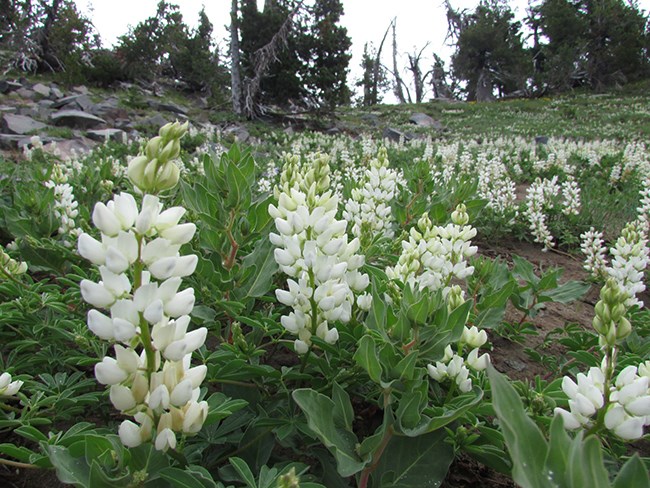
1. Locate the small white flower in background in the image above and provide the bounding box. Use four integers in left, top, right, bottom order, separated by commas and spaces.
561, 176, 581, 215
580, 227, 608, 278
342, 147, 402, 242
607, 222, 649, 308
0, 372, 23, 397
45, 164, 81, 244
386, 204, 477, 299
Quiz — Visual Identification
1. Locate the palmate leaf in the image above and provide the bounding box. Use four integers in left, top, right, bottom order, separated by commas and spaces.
292, 388, 366, 477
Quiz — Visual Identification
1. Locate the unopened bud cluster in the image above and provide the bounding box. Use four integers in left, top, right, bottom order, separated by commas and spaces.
592, 279, 632, 347
128, 121, 188, 194
269, 153, 370, 354
1, 246, 27, 277
386, 204, 477, 298
78, 188, 207, 451
44, 163, 81, 243
342, 147, 401, 242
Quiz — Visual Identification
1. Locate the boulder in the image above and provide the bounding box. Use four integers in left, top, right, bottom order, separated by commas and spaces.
382, 127, 411, 143
409, 112, 443, 129
224, 124, 250, 143
50, 85, 64, 99
43, 138, 95, 159
535, 136, 549, 145
140, 114, 169, 128
15, 87, 35, 99
361, 113, 380, 127
149, 101, 188, 115
32, 83, 51, 97
0, 134, 26, 149
86, 128, 126, 143
1, 113, 47, 135
51, 110, 106, 129
73, 85, 89, 95
0, 80, 22, 94
51, 94, 94, 111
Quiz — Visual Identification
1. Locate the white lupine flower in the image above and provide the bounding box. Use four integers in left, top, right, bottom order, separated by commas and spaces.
270, 153, 370, 352
80, 186, 207, 451
461, 326, 488, 349
581, 228, 608, 278
0, 372, 23, 396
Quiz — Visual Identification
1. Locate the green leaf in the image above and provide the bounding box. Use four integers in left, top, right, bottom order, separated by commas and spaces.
613, 454, 650, 488
567, 434, 610, 488
236, 238, 278, 299
292, 389, 366, 477
512, 255, 539, 286
228, 457, 257, 488
541, 280, 590, 304
395, 390, 423, 430
47, 445, 91, 487
371, 430, 454, 487
487, 365, 549, 488
354, 335, 383, 383
332, 382, 354, 430
394, 351, 418, 381
0, 443, 37, 463
160, 466, 219, 488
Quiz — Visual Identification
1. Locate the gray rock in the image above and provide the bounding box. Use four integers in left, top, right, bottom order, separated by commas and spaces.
409, 112, 443, 129
73, 85, 89, 95
149, 101, 188, 115
2, 113, 47, 135
140, 114, 169, 128
0, 80, 22, 94
0, 105, 17, 114
361, 113, 380, 126
382, 127, 411, 143
535, 136, 549, 145
224, 124, 250, 143
51, 94, 94, 112
86, 128, 126, 143
51, 110, 106, 129
0, 134, 26, 149
32, 83, 51, 97
50, 86, 64, 99
43, 138, 96, 158
16, 87, 35, 99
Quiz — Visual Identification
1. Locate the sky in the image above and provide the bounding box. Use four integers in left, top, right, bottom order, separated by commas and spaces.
75, 0, 650, 101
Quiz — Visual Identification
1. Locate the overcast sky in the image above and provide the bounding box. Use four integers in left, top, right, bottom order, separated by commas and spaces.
75, 0, 650, 100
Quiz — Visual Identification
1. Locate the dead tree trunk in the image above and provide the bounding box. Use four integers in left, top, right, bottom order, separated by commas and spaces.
230, 0, 243, 115
391, 19, 407, 104
407, 44, 431, 103
369, 21, 392, 105
242, 3, 300, 119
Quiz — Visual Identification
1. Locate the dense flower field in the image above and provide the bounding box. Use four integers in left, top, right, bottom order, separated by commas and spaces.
0, 117, 649, 487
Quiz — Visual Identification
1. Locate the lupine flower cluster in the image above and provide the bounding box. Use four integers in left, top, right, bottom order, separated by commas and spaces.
78, 122, 209, 451
524, 175, 580, 250
44, 163, 81, 244
343, 147, 401, 242
580, 227, 608, 278
269, 152, 371, 354
476, 155, 517, 216
0, 372, 23, 397
386, 204, 477, 298
554, 279, 650, 440
427, 312, 490, 393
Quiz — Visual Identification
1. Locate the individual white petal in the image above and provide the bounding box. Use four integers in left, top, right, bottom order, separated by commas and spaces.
149, 257, 179, 280
148, 384, 170, 410
154, 428, 176, 452
110, 384, 137, 411
135, 195, 160, 235
161, 223, 196, 245
170, 379, 193, 407
182, 401, 208, 433
172, 254, 197, 277
164, 288, 195, 317
185, 365, 207, 389
119, 420, 143, 448
625, 396, 650, 416
81, 280, 115, 308
554, 407, 581, 430
78, 233, 106, 264
105, 247, 129, 274
87, 309, 115, 340
113, 318, 138, 342
182, 327, 207, 352
113, 193, 138, 229
92, 202, 121, 236
94, 357, 128, 385
294, 339, 309, 354
144, 299, 164, 324
156, 207, 185, 230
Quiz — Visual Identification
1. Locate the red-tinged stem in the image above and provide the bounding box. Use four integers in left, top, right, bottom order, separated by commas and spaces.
358, 424, 394, 488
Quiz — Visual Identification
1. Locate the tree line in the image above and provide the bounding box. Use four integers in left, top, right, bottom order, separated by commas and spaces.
1, 0, 648, 115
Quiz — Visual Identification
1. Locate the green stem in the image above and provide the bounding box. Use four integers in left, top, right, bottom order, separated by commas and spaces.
133, 233, 155, 380
0, 458, 39, 469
